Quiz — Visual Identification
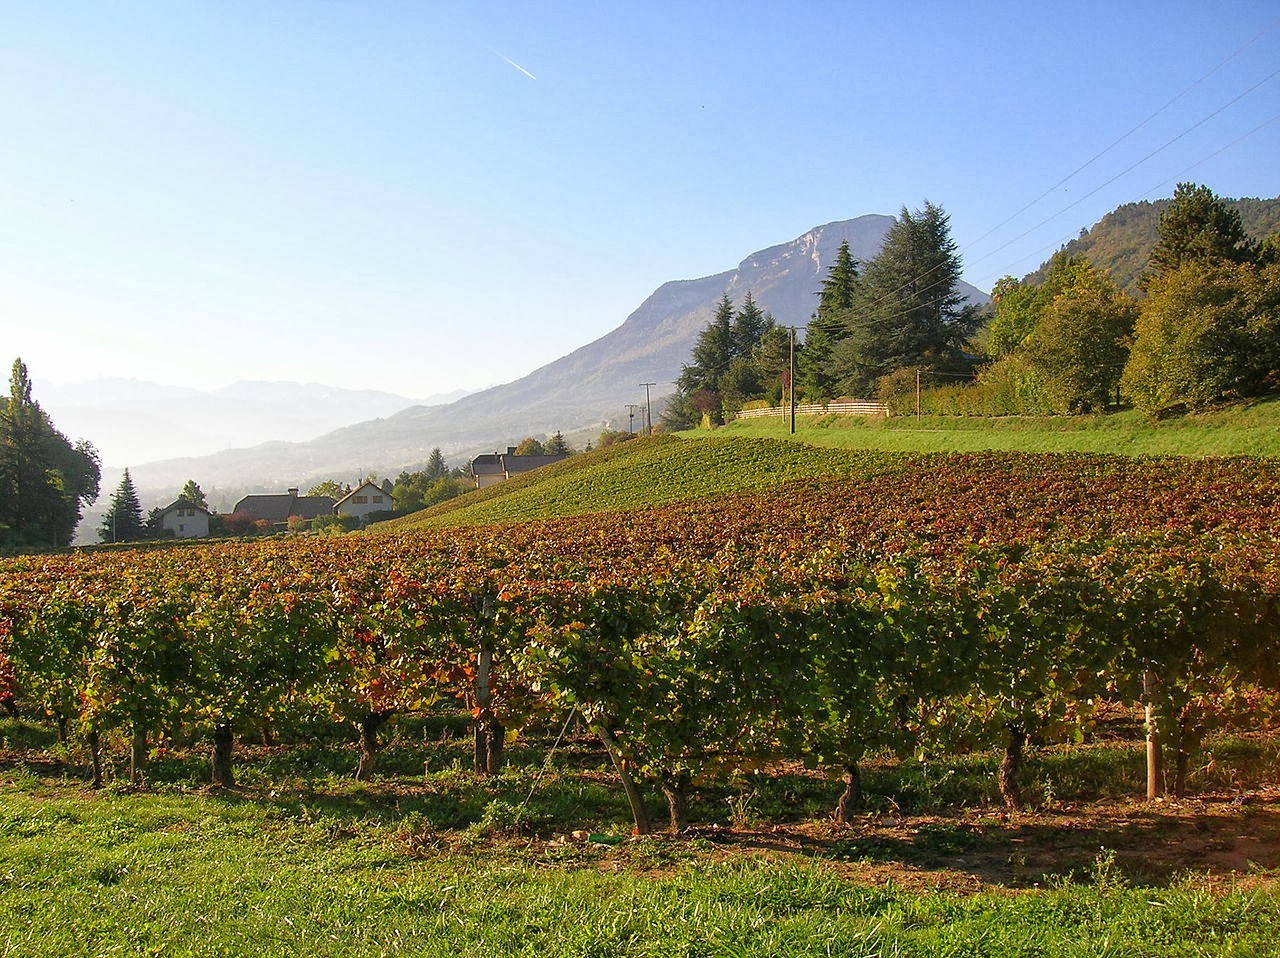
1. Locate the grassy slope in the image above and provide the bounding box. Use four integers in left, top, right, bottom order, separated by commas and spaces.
381, 400, 1279, 533
710, 397, 1280, 457
385, 435, 912, 532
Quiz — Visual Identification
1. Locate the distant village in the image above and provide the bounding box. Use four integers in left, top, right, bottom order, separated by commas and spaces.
151, 445, 572, 540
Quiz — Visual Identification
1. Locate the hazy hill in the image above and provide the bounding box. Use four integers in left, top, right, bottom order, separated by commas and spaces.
37, 379, 467, 469
1027, 195, 1280, 294
125, 215, 988, 493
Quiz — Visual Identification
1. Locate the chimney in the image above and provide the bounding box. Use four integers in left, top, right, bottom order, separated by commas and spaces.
287, 487, 299, 497
507, 446, 517, 456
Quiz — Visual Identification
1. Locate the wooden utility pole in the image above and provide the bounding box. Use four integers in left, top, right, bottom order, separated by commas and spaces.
639, 383, 656, 435
789, 326, 797, 435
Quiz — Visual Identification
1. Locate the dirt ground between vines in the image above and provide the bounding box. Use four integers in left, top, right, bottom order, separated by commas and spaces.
465, 786, 1280, 893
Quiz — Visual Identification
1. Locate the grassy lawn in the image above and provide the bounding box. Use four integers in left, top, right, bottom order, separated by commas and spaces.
705, 397, 1280, 457
3, 720, 1279, 956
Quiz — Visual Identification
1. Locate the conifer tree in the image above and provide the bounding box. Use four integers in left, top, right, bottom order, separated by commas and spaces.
831, 202, 980, 395
0, 358, 100, 548
100, 469, 146, 543
819, 239, 860, 314
678, 294, 735, 395
424, 447, 448, 480
1145, 183, 1256, 284
730, 291, 771, 359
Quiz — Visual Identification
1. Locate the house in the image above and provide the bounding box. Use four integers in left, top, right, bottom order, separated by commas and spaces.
334, 481, 395, 520
469, 448, 570, 488
157, 499, 211, 539
232, 488, 336, 525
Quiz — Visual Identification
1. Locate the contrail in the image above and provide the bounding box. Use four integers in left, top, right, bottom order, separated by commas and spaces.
494, 50, 536, 80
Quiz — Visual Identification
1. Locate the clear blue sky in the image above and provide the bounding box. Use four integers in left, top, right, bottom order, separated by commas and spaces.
4, 1, 1277, 398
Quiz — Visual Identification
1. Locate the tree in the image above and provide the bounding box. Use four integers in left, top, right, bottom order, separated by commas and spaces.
180, 480, 208, 510
678, 294, 735, 396
513, 436, 546, 456
424, 448, 448, 480
1145, 183, 1256, 285
831, 202, 982, 395
799, 241, 862, 400
1024, 262, 1137, 413
819, 240, 861, 315
730, 291, 771, 359
984, 254, 1090, 359
546, 431, 570, 455
100, 470, 146, 543
307, 480, 346, 500
0, 359, 101, 549
753, 325, 793, 404
1123, 259, 1280, 412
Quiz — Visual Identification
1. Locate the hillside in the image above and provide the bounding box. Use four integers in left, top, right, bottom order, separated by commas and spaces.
125, 215, 987, 494
1026, 194, 1280, 294
383, 436, 909, 532
382, 398, 1280, 533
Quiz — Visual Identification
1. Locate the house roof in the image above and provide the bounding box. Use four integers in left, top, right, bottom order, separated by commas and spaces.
469, 454, 506, 477
291, 496, 337, 519
334, 481, 395, 509
160, 499, 211, 517
232, 492, 335, 522
503, 453, 569, 473
469, 452, 570, 478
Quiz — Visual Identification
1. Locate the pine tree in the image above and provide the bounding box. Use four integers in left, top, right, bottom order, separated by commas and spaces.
819, 240, 860, 314
1145, 183, 1256, 284
833, 202, 980, 394
730, 291, 771, 359
547, 430, 570, 455
424, 447, 448, 480
100, 469, 146, 543
678, 294, 735, 394
801, 240, 864, 399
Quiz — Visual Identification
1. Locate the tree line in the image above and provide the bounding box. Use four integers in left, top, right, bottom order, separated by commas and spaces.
669, 185, 1280, 423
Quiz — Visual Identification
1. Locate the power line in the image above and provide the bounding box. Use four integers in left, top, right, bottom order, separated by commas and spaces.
964, 64, 1280, 277
849, 26, 1280, 318
964, 17, 1280, 256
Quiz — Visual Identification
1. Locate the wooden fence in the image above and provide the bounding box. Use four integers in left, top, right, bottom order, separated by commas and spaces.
734, 400, 889, 419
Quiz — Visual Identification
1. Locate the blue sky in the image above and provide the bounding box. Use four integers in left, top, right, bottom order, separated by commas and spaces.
4, 1, 1277, 399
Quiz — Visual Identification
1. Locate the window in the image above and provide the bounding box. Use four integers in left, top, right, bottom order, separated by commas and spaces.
353, 495, 368, 504
373, 495, 383, 503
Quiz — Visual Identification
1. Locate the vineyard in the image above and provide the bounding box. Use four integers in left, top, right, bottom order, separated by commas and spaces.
3, 447, 1278, 838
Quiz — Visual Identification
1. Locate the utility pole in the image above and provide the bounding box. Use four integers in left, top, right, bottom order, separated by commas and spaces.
916, 369, 922, 420
639, 383, 656, 436
788, 326, 797, 435
625, 403, 640, 434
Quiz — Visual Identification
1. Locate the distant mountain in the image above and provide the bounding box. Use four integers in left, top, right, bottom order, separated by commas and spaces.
36, 379, 468, 468
125, 216, 989, 494
1027, 195, 1280, 295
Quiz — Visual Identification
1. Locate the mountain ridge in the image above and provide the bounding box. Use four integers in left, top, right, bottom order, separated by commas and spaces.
123, 215, 987, 492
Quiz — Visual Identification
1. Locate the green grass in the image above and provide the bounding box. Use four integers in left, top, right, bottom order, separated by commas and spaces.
5, 720, 1279, 955
3, 784, 1278, 957
386, 436, 909, 531
377, 399, 1280, 534
710, 396, 1280, 457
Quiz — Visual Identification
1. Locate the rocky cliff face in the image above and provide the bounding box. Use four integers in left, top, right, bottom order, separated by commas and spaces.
128, 215, 988, 490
